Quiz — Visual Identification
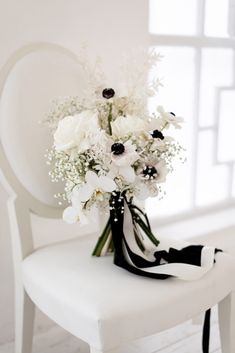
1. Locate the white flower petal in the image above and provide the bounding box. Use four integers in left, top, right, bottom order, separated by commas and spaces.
85, 171, 99, 188
157, 105, 164, 114
63, 206, 80, 224
134, 183, 153, 200
157, 105, 184, 129
71, 195, 80, 208
78, 212, 89, 225
111, 114, 148, 137
98, 176, 116, 192
53, 111, 100, 153
77, 183, 94, 201
53, 115, 79, 151
63, 204, 90, 225
107, 168, 118, 179
155, 161, 168, 183
148, 118, 162, 131
119, 166, 136, 183
112, 152, 139, 167
111, 141, 139, 167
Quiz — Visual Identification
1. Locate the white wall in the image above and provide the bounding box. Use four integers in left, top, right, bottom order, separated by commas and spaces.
0, 0, 149, 344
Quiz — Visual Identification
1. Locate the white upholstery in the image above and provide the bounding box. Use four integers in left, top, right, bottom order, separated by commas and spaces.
22, 233, 235, 351
0, 48, 85, 206
190, 226, 235, 255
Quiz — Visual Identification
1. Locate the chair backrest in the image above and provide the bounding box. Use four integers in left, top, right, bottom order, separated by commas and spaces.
0, 43, 86, 211
0, 43, 87, 260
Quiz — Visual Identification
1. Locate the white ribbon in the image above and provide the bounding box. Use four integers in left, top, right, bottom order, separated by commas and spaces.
122, 202, 216, 281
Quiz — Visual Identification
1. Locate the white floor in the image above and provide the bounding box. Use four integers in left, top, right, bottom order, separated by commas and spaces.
0, 309, 221, 353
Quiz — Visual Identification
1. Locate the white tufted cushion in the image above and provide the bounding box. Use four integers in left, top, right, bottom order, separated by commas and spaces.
22, 234, 235, 351
0, 49, 84, 206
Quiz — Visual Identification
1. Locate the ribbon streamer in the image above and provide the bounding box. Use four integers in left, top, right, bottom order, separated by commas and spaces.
109, 194, 218, 281
107, 193, 220, 353
92, 193, 220, 352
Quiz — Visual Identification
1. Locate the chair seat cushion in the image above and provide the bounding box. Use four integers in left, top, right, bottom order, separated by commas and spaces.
22, 234, 235, 351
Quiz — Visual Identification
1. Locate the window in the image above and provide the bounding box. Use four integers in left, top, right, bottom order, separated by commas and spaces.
147, 0, 235, 221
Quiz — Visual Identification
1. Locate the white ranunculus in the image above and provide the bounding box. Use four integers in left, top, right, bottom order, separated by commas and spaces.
111, 115, 148, 137
54, 110, 99, 152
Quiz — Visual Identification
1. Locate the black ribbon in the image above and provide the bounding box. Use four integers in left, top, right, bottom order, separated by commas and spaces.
202, 309, 211, 353
109, 193, 217, 353
110, 193, 209, 277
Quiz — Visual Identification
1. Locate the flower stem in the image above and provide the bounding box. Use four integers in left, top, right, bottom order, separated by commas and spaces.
135, 217, 160, 246
127, 201, 160, 247
108, 103, 113, 135
161, 122, 168, 131
92, 217, 112, 256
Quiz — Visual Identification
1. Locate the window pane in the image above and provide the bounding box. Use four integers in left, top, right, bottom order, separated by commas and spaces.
196, 130, 229, 206
199, 49, 233, 127
146, 47, 195, 218
204, 0, 229, 37
149, 0, 198, 36
218, 90, 235, 162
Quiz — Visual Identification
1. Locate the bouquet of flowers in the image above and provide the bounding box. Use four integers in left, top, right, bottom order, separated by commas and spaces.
45, 49, 216, 281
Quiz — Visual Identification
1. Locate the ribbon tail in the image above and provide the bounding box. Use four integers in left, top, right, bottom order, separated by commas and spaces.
110, 197, 170, 279
108, 193, 215, 353
202, 309, 211, 353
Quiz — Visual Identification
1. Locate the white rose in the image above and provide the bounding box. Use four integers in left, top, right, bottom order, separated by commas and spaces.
54, 110, 98, 152
111, 115, 148, 137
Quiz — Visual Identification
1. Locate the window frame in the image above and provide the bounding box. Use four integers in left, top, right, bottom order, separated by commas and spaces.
148, 0, 235, 225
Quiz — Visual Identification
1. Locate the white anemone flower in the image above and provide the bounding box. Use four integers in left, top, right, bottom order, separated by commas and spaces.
110, 141, 139, 183
78, 171, 116, 202
133, 160, 168, 200
111, 140, 139, 167
140, 160, 168, 183
157, 106, 184, 129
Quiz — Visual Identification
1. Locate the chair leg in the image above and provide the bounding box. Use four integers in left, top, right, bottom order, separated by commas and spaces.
218, 291, 235, 353
15, 284, 35, 353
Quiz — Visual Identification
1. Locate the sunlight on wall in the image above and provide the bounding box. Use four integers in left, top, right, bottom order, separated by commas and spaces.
149, 0, 198, 36
147, 0, 235, 219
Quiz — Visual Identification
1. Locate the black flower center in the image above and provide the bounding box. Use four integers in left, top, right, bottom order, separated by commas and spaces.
102, 88, 115, 99
143, 165, 158, 179
151, 129, 164, 140
111, 143, 125, 155
170, 112, 175, 116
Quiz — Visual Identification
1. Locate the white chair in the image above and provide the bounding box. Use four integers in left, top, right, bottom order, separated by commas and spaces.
0, 43, 235, 353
